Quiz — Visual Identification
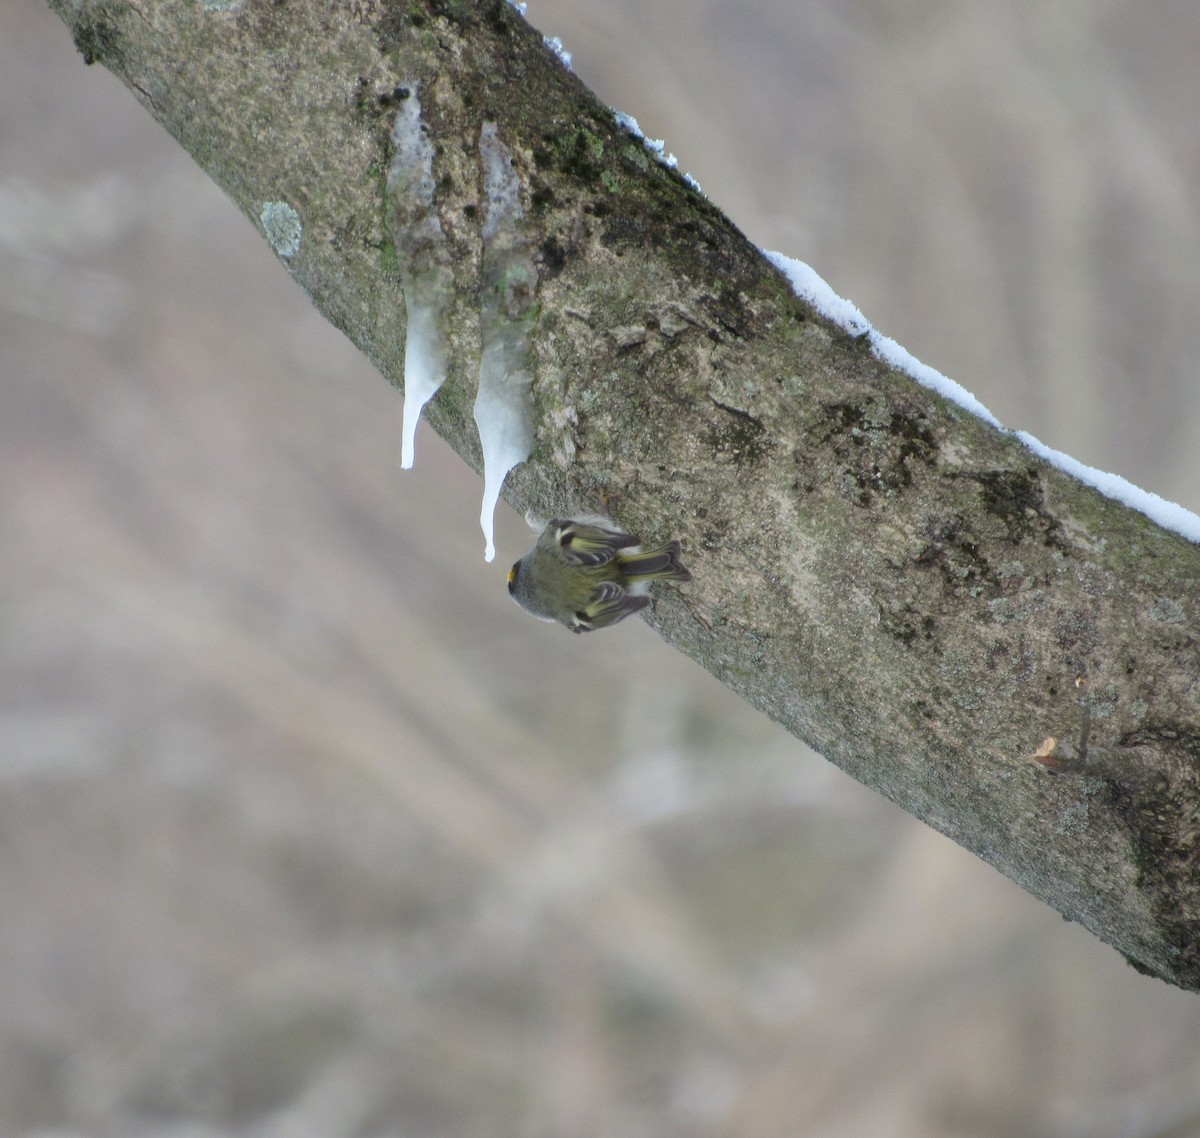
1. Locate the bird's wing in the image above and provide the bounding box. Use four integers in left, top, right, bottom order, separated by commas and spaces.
549, 518, 641, 567
568, 581, 651, 633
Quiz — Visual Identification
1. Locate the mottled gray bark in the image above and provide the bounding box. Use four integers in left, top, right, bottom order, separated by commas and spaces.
49, 0, 1200, 988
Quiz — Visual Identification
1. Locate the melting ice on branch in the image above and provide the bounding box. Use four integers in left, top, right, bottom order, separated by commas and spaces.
388, 85, 453, 469
474, 121, 537, 562
388, 102, 538, 561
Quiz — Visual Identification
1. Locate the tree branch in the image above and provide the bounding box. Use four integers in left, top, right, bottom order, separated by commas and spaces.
50, 0, 1200, 988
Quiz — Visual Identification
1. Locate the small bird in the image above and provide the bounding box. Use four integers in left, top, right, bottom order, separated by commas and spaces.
507, 515, 692, 633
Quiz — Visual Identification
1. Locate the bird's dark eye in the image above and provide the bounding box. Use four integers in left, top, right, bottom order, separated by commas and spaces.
507, 563, 519, 594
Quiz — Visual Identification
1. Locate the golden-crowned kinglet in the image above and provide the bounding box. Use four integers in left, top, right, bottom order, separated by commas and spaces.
507, 516, 692, 633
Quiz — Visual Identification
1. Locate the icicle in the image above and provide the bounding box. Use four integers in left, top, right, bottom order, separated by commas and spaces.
399, 273, 449, 468
388, 85, 452, 469
473, 122, 537, 562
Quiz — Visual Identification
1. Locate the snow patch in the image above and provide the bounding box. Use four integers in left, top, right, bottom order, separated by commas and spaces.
613, 111, 642, 137
612, 109, 700, 191
764, 250, 999, 426
543, 36, 573, 70
765, 249, 1200, 543
1015, 432, 1200, 543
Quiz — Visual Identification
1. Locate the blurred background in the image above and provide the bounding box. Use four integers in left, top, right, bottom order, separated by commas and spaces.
4, 1, 1200, 1135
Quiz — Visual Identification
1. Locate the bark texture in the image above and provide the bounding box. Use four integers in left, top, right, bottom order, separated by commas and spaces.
49, 0, 1200, 987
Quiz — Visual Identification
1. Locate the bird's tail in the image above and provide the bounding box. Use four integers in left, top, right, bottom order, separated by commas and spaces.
618, 541, 692, 584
